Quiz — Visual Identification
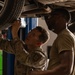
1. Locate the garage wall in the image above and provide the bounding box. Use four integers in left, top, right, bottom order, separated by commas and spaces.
38, 18, 57, 54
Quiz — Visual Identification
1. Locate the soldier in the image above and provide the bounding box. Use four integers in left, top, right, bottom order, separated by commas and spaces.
0, 20, 49, 75
29, 8, 75, 75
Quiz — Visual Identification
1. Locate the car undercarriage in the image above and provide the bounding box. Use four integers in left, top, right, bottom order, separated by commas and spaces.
0, 0, 75, 32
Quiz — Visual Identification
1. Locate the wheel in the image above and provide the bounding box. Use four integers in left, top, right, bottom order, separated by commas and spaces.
0, 0, 25, 30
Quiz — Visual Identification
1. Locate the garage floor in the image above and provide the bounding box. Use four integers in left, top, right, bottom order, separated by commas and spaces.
0, 50, 2, 75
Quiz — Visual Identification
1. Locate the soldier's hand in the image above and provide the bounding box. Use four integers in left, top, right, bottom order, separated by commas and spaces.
11, 20, 21, 39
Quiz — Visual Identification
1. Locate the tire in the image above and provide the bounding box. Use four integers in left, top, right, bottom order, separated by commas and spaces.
0, 0, 25, 30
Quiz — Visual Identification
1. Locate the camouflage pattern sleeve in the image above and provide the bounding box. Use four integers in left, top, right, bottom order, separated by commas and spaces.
0, 37, 30, 65
0, 38, 16, 54
25, 50, 47, 69
13, 38, 29, 63
0, 37, 28, 57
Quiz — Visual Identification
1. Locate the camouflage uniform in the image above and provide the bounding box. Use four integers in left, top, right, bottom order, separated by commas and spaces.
0, 38, 47, 75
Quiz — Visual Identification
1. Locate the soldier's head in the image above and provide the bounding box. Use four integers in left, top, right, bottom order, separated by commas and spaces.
45, 8, 71, 34
25, 26, 49, 48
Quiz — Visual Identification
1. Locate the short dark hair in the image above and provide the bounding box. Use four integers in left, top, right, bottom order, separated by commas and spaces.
35, 26, 49, 43
51, 8, 71, 23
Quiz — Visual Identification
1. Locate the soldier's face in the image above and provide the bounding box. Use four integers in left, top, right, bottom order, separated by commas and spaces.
47, 13, 66, 33
25, 29, 41, 46
45, 14, 57, 32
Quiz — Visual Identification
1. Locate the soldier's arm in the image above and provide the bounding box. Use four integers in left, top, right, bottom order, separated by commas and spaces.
0, 38, 16, 54
0, 20, 21, 54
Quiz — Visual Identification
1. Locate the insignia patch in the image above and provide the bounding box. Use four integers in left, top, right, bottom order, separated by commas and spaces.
30, 52, 42, 63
